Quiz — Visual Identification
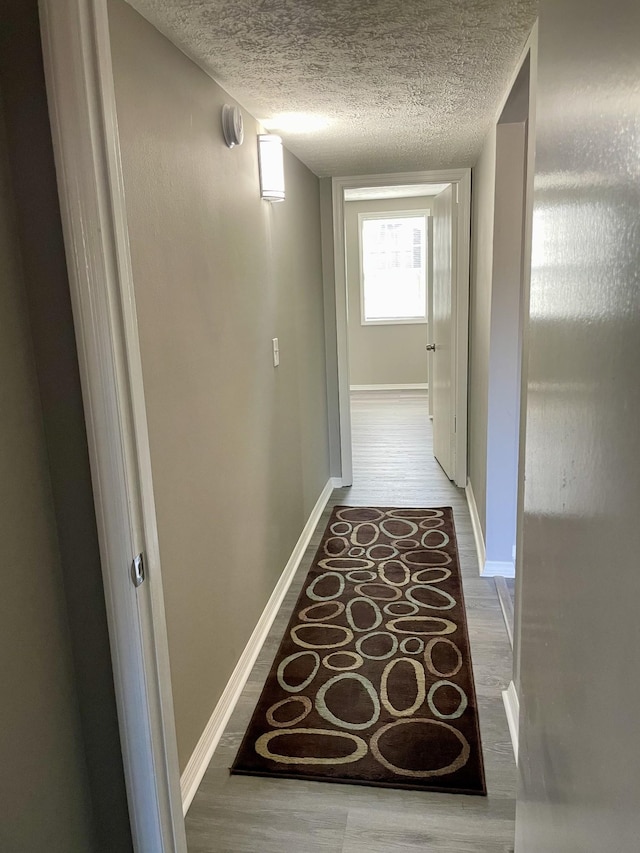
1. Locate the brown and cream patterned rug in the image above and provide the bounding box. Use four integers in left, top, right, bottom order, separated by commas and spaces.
231, 506, 486, 795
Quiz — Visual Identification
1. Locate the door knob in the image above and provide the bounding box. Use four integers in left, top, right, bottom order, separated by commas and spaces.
426, 344, 436, 351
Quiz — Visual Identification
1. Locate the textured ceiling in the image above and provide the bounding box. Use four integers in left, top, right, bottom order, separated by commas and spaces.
125, 0, 537, 177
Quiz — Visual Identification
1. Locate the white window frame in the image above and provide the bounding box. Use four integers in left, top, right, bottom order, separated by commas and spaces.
358, 209, 430, 326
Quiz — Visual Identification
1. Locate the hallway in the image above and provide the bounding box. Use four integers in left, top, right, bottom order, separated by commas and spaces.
186, 391, 516, 852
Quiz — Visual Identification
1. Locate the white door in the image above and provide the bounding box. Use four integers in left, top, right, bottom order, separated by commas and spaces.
427, 215, 434, 420
430, 185, 456, 479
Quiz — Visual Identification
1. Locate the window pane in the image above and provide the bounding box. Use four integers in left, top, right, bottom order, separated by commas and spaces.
361, 215, 426, 322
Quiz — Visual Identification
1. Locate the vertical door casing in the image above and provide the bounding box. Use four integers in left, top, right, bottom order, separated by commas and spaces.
427, 214, 434, 419
431, 184, 456, 479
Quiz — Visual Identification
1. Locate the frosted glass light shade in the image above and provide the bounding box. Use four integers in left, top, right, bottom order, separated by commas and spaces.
258, 134, 285, 202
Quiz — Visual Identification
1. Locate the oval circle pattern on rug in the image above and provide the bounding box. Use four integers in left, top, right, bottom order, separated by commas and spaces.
232, 506, 486, 796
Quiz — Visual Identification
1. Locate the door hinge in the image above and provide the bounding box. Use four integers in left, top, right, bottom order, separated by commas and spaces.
454, 416, 457, 432
131, 552, 145, 588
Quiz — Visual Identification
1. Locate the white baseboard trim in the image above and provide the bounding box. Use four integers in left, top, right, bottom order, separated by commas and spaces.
465, 481, 516, 578
502, 680, 520, 764
349, 383, 428, 391
465, 479, 486, 575
483, 559, 516, 578
180, 477, 335, 813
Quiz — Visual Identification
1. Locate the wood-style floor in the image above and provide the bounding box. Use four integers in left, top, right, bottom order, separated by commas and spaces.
494, 578, 515, 649
186, 390, 516, 852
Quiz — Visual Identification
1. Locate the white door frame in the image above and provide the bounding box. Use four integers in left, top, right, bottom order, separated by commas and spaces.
39, 1, 186, 849
330, 170, 471, 488
427, 213, 435, 420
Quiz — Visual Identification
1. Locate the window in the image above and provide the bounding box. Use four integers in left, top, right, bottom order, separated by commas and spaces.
359, 212, 428, 325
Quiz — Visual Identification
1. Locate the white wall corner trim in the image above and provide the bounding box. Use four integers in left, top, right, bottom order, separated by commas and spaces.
483, 559, 516, 578
180, 478, 335, 813
465, 479, 486, 575
502, 680, 520, 764
349, 383, 428, 392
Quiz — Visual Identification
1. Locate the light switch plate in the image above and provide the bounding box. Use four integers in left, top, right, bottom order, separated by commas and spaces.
272, 337, 279, 367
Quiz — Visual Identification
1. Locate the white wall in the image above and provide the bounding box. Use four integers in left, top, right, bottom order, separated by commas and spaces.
468, 131, 496, 534
484, 121, 527, 571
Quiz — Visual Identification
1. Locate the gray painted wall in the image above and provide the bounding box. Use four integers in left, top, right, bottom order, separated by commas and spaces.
109, 0, 330, 771
516, 1, 640, 849
345, 198, 429, 386
0, 87, 98, 853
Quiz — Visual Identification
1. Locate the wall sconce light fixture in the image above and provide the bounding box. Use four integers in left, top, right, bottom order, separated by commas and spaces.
222, 104, 244, 148
258, 134, 285, 202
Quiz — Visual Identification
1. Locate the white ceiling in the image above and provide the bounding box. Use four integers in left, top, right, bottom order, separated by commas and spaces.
126, 0, 537, 177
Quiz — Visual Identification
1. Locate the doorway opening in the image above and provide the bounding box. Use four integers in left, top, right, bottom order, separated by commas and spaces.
484, 57, 531, 665
344, 185, 434, 495
341, 182, 449, 498
328, 170, 471, 492
485, 57, 530, 575
344, 187, 437, 395
482, 49, 535, 765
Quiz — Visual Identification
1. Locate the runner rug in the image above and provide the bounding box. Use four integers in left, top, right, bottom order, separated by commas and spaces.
231, 506, 486, 795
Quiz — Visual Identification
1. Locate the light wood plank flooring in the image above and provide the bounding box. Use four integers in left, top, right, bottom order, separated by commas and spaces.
494, 578, 515, 649
186, 390, 516, 852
